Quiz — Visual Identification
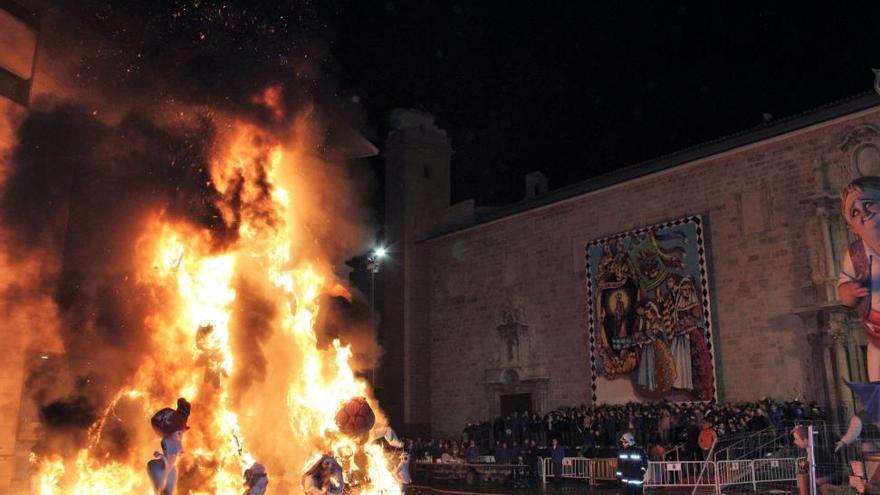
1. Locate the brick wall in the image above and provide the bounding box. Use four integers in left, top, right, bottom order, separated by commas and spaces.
423, 107, 880, 436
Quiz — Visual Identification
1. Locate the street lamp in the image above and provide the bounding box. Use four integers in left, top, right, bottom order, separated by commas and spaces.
367, 247, 386, 386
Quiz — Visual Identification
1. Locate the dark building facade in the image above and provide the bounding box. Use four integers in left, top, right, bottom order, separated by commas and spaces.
380, 95, 880, 436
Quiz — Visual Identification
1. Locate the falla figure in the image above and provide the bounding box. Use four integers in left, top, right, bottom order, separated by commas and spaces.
243, 462, 269, 495
839, 176, 880, 381
147, 398, 191, 495
302, 455, 345, 495
838, 177, 880, 478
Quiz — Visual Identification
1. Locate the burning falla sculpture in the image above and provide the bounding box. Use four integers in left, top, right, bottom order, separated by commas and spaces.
147, 398, 191, 495
19, 107, 406, 493
298, 397, 412, 495
243, 462, 269, 495
146, 396, 408, 494
335, 397, 376, 437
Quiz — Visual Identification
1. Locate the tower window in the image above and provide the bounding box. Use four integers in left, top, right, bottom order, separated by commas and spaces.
423, 163, 432, 179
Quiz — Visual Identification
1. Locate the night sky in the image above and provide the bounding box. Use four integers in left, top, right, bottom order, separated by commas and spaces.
65, 1, 880, 206
324, 1, 880, 205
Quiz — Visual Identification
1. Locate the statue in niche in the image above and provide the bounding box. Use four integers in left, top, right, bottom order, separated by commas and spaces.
496, 307, 527, 365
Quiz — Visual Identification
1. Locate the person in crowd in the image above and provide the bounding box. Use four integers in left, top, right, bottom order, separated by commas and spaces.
568, 411, 581, 447
550, 437, 565, 484
494, 441, 509, 464
527, 413, 540, 446
509, 441, 520, 464
418, 397, 829, 475
525, 439, 540, 480
465, 440, 480, 463
494, 416, 504, 444
697, 420, 717, 459
658, 409, 671, 445
579, 425, 596, 458
430, 440, 445, 462
518, 411, 530, 445
544, 413, 554, 448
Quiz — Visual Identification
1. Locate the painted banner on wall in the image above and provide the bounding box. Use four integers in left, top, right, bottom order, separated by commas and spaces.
585, 215, 717, 404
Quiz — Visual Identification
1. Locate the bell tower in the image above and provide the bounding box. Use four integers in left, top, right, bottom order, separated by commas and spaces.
380, 109, 452, 434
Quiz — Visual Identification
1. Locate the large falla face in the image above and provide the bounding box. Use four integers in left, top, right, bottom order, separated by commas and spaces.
845, 187, 880, 251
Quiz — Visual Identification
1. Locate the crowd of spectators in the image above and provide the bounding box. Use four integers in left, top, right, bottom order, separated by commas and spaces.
405, 398, 826, 466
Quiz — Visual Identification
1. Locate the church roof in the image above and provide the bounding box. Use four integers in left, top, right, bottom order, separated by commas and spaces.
430, 91, 880, 240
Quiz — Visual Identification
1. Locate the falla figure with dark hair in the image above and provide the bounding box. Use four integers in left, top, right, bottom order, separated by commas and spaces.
147, 398, 191, 495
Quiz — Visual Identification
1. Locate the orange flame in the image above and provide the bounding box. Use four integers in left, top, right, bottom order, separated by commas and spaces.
25, 118, 400, 494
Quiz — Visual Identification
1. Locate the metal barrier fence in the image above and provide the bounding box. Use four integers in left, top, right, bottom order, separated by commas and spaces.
592, 457, 619, 481
716, 458, 801, 489
540, 457, 618, 484
644, 458, 801, 493
644, 460, 716, 488
714, 421, 827, 462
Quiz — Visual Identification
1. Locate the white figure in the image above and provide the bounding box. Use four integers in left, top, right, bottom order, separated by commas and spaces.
243, 462, 269, 495
147, 430, 183, 495
147, 398, 191, 495
395, 452, 412, 485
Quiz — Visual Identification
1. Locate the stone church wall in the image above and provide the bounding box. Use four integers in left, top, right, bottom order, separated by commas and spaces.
424, 106, 880, 436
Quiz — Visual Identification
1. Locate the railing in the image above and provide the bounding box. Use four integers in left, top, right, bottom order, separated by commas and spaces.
644, 458, 801, 493
538, 455, 801, 490
540, 457, 618, 484
592, 457, 619, 481
714, 427, 783, 461
714, 420, 827, 462
644, 460, 716, 487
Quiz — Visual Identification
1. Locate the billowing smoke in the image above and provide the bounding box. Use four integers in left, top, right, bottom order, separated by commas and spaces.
229, 275, 277, 403
315, 295, 382, 373
1, 105, 237, 450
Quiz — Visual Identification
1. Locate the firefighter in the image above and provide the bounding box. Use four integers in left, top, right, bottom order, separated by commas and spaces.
616, 432, 647, 495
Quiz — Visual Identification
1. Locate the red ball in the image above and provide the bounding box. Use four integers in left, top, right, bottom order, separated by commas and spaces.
335, 397, 375, 436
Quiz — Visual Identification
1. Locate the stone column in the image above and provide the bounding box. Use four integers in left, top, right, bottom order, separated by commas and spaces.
829, 322, 854, 421
801, 305, 863, 423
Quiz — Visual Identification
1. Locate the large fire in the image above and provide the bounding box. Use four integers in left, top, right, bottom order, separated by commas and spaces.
8, 112, 400, 494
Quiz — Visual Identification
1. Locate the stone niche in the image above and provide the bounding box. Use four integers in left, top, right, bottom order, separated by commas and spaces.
482, 305, 549, 417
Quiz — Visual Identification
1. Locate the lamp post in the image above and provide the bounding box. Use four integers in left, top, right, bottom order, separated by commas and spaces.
367, 247, 386, 386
